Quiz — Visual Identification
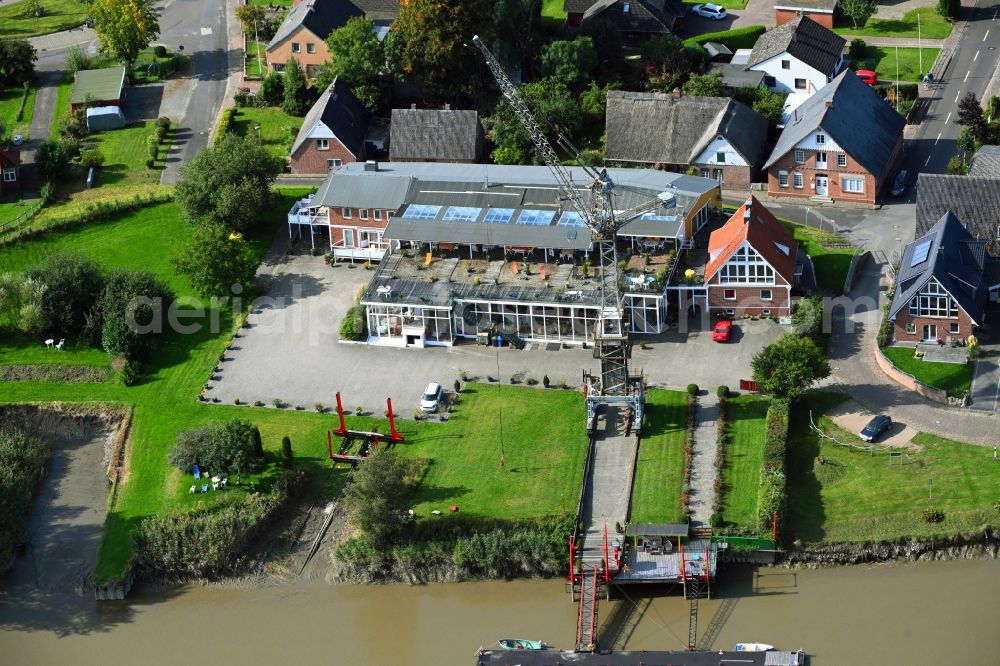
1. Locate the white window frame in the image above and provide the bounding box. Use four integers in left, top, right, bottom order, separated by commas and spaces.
374, 209, 382, 221
816, 151, 827, 168
778, 170, 788, 187
794, 78, 807, 90
949, 322, 960, 334
905, 322, 916, 334
725, 308, 735, 317
760, 289, 773, 301
794, 150, 805, 164
360, 209, 369, 221
2, 167, 15, 182
306, 43, 316, 54
723, 289, 736, 301
327, 159, 337, 169
316, 139, 329, 151
342, 208, 352, 219
908, 279, 958, 318
762, 309, 771, 317
842, 177, 864, 193
718, 245, 776, 285
342, 228, 355, 247
793, 172, 804, 189
815, 134, 826, 144
837, 154, 847, 167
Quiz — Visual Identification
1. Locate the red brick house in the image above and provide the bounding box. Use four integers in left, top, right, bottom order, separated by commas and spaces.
289, 79, 371, 174
764, 70, 904, 205
0, 150, 20, 195
564, 0, 684, 43
888, 212, 989, 344
703, 196, 808, 317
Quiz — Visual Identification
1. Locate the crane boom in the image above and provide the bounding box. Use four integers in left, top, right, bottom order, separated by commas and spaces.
472, 35, 645, 418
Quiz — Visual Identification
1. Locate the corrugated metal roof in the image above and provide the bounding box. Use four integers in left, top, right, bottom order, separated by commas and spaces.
314, 169, 411, 209
71, 66, 125, 104
384, 216, 594, 249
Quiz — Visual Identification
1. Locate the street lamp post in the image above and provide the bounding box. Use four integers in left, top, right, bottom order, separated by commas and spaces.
254, 21, 263, 77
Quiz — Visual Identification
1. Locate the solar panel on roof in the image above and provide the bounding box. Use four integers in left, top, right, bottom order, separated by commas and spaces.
403, 204, 441, 220
442, 206, 481, 222
516, 209, 556, 226
910, 239, 932, 266
482, 208, 514, 224
557, 211, 586, 227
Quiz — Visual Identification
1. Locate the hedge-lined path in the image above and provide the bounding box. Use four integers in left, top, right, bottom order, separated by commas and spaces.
688, 393, 720, 527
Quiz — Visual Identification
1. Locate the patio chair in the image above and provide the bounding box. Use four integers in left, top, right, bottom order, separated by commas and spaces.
193, 464, 201, 480
55, 338, 65, 351
189, 485, 196, 494
201, 484, 208, 493
220, 478, 228, 488
45, 338, 54, 348
212, 481, 219, 491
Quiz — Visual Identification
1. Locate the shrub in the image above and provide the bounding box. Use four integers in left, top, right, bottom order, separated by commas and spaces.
756, 400, 790, 534
543, 374, 550, 388
0, 425, 49, 574
40, 182, 56, 205
153, 44, 167, 58
155, 116, 171, 131
34, 139, 71, 181
339, 305, 367, 341
922, 507, 945, 523
168, 425, 213, 471
683, 25, 766, 51
454, 379, 461, 394
259, 71, 284, 106
99, 267, 174, 361
168, 419, 257, 476
79, 148, 105, 169
314, 402, 324, 412
281, 435, 293, 469
848, 38, 867, 60
118, 359, 141, 385
25, 252, 104, 338
214, 106, 238, 141
717, 385, 729, 399
253, 400, 264, 407
526, 377, 539, 386
272, 398, 282, 408
686, 383, 699, 396
64, 44, 94, 74
251, 426, 263, 458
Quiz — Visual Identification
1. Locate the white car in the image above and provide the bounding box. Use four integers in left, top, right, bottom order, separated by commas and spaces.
420, 382, 444, 412
692, 3, 727, 19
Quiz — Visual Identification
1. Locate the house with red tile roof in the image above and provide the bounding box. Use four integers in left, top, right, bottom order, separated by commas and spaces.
703, 196, 812, 317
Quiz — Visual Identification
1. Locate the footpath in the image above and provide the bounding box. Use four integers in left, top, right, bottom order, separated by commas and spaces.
687, 393, 719, 528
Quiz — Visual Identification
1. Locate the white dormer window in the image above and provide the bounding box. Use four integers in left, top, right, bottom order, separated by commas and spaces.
816, 134, 826, 144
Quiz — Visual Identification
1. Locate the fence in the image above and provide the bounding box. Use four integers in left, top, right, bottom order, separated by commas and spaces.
0, 200, 44, 240
874, 338, 948, 403
711, 535, 775, 550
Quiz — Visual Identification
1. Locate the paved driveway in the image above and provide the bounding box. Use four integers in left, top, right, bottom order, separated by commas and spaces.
209, 249, 782, 416
968, 354, 999, 413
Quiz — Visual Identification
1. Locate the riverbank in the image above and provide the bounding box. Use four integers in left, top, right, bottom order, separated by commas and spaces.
783, 529, 1000, 567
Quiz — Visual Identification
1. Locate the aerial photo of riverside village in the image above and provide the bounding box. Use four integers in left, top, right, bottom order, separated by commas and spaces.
2, 0, 1000, 663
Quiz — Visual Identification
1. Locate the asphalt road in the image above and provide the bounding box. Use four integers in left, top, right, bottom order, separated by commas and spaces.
902, 0, 1000, 178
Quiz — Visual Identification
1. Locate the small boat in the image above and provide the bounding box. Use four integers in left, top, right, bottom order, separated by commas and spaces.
497, 638, 547, 650
735, 643, 774, 652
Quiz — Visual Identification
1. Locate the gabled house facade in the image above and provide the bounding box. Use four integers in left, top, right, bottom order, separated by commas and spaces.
889, 212, 989, 344
289, 79, 371, 174
564, 0, 684, 43
764, 70, 904, 205
703, 196, 805, 317
916, 173, 1000, 257
266, 0, 399, 77
0, 150, 21, 195
389, 107, 483, 163
746, 16, 845, 94
604, 91, 768, 188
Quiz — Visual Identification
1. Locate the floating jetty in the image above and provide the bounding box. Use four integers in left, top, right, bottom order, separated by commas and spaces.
475, 648, 805, 665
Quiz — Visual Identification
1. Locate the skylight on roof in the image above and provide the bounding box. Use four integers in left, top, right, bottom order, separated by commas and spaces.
557, 211, 586, 228
442, 206, 481, 223
402, 204, 441, 220
516, 209, 556, 226
910, 239, 932, 267
482, 208, 514, 224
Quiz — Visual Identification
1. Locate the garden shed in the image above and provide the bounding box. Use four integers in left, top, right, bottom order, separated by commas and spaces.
71, 66, 126, 113
86, 106, 126, 132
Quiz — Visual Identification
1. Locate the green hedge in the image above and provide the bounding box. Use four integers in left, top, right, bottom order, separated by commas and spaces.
756, 399, 789, 534
339, 304, 367, 341
215, 106, 238, 143
872, 83, 919, 101
0, 425, 49, 574
684, 25, 767, 51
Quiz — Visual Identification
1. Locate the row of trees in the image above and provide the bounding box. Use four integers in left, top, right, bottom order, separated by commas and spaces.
0, 253, 173, 363
0, 425, 48, 575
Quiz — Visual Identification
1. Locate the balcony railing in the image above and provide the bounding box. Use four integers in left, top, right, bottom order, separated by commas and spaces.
287, 199, 328, 226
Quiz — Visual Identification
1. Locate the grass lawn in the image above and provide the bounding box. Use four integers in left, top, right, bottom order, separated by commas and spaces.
88, 121, 172, 187
540, 0, 566, 33
850, 46, 939, 83
720, 394, 769, 528
881, 346, 974, 396
834, 8, 952, 40
630, 390, 689, 524
0, 84, 37, 137
132, 48, 186, 85
245, 39, 266, 78
0, 187, 592, 581
786, 392, 1000, 543
0, 199, 38, 226
779, 218, 856, 294
248, 0, 290, 5
231, 106, 301, 159
49, 75, 74, 140
0, 0, 87, 39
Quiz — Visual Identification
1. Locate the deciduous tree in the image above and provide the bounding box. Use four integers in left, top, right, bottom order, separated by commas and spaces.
234, 3, 266, 37
540, 36, 598, 88
281, 56, 308, 116
343, 447, 408, 552
751, 88, 787, 126
390, 0, 494, 100
487, 77, 583, 164
24, 252, 104, 338
174, 133, 283, 231
957, 91, 988, 143
682, 70, 724, 97
641, 36, 706, 92
840, 0, 877, 29
172, 224, 259, 298
90, 0, 160, 69
98, 268, 173, 360
751, 334, 830, 398
323, 16, 387, 111
0, 39, 37, 86
579, 17, 623, 69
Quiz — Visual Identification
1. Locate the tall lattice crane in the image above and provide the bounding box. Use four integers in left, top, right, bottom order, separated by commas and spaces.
472, 36, 664, 431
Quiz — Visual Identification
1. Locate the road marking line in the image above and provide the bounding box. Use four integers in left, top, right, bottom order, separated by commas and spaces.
935, 132, 942, 145
924, 155, 932, 167
955, 91, 961, 103
985, 30, 990, 40
946, 112, 952, 123
974, 50, 980, 61
964, 70, 971, 82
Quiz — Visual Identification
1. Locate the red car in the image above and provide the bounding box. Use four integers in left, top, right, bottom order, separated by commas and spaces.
712, 319, 733, 342
855, 69, 877, 86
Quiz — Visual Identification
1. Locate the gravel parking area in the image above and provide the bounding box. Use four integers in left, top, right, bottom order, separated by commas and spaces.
209, 252, 783, 416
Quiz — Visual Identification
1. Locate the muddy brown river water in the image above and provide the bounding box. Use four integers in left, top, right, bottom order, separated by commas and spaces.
2, 558, 998, 665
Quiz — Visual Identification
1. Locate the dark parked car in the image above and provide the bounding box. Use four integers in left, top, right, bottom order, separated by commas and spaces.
859, 415, 892, 442
890, 170, 909, 197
